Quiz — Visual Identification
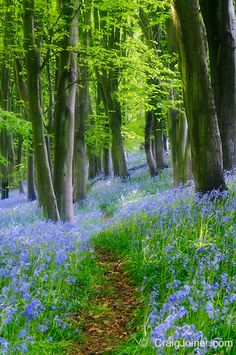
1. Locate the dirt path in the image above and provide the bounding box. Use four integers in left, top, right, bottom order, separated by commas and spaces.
68, 249, 140, 354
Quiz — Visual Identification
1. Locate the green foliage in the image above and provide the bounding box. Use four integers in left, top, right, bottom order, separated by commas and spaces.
0, 109, 31, 142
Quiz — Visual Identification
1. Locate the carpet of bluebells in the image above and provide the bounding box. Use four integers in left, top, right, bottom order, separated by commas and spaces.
94, 171, 236, 354
0, 191, 105, 354
0, 153, 171, 354
1, 152, 236, 354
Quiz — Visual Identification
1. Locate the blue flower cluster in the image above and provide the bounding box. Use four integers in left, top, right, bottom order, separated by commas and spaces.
0, 189, 107, 353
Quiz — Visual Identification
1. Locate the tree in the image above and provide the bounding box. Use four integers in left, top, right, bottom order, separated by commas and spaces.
23, 0, 60, 220
200, 0, 236, 170
93, 5, 129, 178
171, 0, 226, 193
54, 0, 79, 222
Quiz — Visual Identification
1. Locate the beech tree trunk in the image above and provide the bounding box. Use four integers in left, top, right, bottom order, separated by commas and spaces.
73, 1, 91, 204
171, 0, 226, 193
103, 147, 112, 178
23, 0, 59, 220
16, 135, 24, 194
54, 0, 78, 222
88, 152, 101, 179
73, 89, 87, 203
153, 116, 165, 170
27, 151, 37, 201
145, 111, 158, 177
168, 109, 191, 186
14, 58, 37, 201
200, 0, 236, 170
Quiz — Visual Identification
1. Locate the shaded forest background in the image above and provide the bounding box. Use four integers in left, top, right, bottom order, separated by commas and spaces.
0, 0, 235, 221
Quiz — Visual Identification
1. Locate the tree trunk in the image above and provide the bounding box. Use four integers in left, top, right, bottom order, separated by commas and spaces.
200, 0, 236, 170
103, 147, 112, 178
171, 0, 226, 193
73, 89, 87, 203
88, 152, 101, 179
153, 116, 164, 170
168, 108, 191, 186
23, 0, 59, 220
27, 151, 37, 201
73, 1, 91, 204
110, 109, 128, 178
54, 0, 78, 222
145, 111, 158, 177
16, 135, 24, 194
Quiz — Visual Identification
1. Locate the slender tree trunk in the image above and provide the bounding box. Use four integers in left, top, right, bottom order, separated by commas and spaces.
153, 116, 164, 170
16, 135, 24, 194
103, 147, 112, 178
171, 0, 226, 193
14, 59, 37, 201
73, 0, 91, 204
23, 0, 59, 220
163, 135, 168, 152
200, 0, 236, 170
145, 111, 158, 177
27, 151, 37, 201
73, 89, 87, 203
168, 108, 191, 186
0, 130, 9, 200
54, 0, 78, 222
0, 63, 11, 199
110, 109, 128, 178
88, 152, 101, 179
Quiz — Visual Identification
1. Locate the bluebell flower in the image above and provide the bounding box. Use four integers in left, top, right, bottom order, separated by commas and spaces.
18, 329, 28, 339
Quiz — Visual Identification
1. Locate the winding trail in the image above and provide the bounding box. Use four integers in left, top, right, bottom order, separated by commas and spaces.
68, 249, 140, 354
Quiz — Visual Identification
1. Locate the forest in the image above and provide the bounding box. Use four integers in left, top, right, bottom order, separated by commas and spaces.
0, 0, 236, 354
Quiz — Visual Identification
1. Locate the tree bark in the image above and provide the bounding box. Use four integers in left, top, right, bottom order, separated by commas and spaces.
145, 111, 158, 177
27, 150, 37, 201
153, 116, 165, 170
171, 0, 226, 193
200, 0, 236, 170
23, 0, 60, 220
103, 147, 112, 178
168, 108, 191, 186
73, 89, 87, 203
16, 135, 24, 194
54, 0, 78, 222
73, 0, 91, 204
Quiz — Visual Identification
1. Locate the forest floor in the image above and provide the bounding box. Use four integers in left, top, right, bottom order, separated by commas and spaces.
1, 152, 236, 354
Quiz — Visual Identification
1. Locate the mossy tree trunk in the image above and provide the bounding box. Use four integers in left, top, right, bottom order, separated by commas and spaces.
73, 89, 88, 202
54, 0, 79, 222
103, 147, 112, 178
73, 1, 91, 204
14, 58, 37, 201
153, 115, 165, 170
172, 0, 226, 193
23, 0, 60, 220
145, 111, 158, 177
200, 0, 236, 170
168, 109, 191, 186
27, 151, 37, 201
